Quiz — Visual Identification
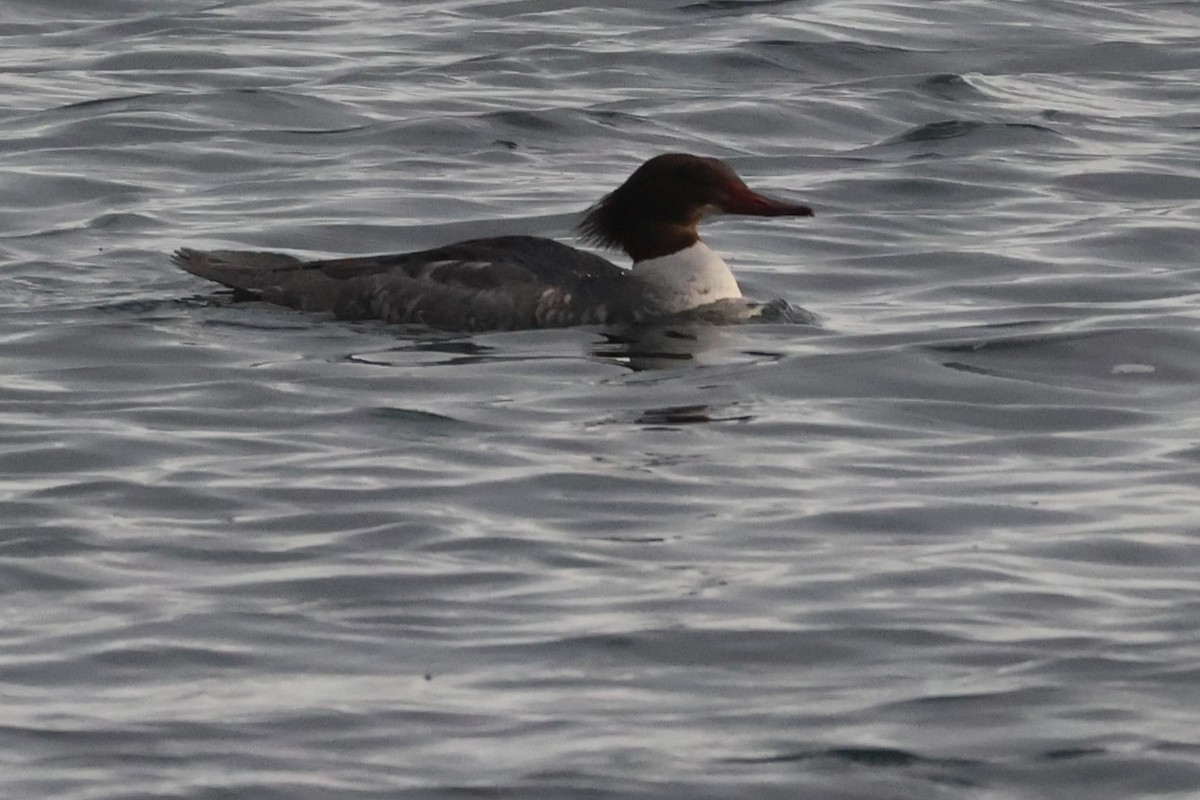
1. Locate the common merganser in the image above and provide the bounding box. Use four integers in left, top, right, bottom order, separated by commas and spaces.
172, 153, 813, 331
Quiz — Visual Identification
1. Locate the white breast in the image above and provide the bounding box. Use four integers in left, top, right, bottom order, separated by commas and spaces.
630, 241, 742, 314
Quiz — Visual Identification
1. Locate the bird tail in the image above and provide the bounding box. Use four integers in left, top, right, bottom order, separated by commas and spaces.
171, 248, 304, 293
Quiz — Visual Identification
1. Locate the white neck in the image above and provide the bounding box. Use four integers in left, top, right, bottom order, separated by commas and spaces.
630, 241, 742, 314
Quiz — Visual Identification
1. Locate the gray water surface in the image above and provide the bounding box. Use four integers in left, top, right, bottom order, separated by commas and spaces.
3, 2, 1200, 798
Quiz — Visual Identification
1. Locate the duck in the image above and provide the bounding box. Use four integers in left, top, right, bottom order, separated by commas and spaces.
172, 153, 813, 331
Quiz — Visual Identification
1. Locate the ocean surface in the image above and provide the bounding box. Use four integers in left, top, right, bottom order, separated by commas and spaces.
3, 2, 1200, 798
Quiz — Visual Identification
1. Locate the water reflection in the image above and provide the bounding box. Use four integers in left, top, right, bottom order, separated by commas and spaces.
591, 324, 726, 370
634, 404, 754, 426
592, 298, 815, 371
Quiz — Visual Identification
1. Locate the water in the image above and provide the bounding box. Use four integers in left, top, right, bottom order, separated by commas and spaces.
3, 2, 1200, 798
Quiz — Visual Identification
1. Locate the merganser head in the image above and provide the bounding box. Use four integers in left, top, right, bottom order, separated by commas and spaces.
578, 153, 813, 262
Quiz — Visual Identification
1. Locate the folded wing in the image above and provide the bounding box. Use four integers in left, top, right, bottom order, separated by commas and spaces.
173, 235, 641, 330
